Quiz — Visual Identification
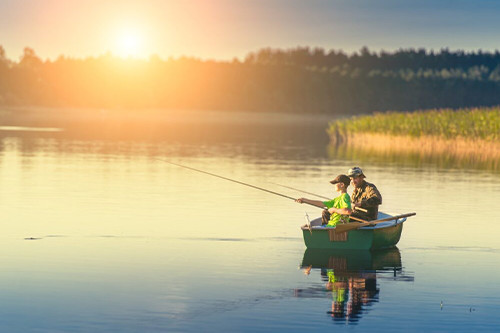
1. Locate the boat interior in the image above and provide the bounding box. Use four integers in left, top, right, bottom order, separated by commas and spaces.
304, 212, 407, 230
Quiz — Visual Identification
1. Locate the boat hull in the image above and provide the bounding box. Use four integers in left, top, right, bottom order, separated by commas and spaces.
302, 215, 404, 250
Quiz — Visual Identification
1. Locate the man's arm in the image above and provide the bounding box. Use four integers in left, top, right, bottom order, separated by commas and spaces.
360, 185, 382, 207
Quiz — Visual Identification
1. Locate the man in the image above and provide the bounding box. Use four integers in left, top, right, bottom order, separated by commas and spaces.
348, 167, 382, 221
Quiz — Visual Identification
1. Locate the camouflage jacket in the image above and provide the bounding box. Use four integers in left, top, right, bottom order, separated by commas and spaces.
351, 181, 382, 220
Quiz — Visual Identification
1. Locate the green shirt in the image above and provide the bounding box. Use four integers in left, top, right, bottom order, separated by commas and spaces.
323, 193, 351, 227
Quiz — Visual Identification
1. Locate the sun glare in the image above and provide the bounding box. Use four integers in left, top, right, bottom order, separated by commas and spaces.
116, 29, 143, 58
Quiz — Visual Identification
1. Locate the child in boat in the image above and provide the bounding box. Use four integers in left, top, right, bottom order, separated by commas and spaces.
296, 174, 352, 227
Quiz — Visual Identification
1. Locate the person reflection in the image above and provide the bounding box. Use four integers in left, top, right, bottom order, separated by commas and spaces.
296, 248, 408, 325
324, 269, 347, 318
323, 268, 379, 322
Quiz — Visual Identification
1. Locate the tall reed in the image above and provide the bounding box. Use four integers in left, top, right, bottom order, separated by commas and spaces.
328, 107, 500, 142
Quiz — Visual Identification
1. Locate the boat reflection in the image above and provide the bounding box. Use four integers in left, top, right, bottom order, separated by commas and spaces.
295, 247, 413, 325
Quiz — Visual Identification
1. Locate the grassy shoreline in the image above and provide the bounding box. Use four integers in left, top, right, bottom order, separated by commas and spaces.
329, 107, 500, 141
328, 107, 500, 168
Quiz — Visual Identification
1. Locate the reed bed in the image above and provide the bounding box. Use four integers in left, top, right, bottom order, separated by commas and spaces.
328, 107, 500, 169
329, 107, 500, 142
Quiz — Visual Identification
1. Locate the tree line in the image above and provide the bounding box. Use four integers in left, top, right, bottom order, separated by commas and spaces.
1, 45, 500, 114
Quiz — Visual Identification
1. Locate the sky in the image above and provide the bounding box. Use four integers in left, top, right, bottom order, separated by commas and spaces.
1, 0, 500, 61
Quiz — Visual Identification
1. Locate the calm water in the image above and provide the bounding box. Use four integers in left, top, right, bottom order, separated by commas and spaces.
1, 110, 499, 332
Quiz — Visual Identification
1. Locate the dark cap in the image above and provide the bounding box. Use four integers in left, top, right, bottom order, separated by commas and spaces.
348, 167, 365, 178
330, 174, 351, 187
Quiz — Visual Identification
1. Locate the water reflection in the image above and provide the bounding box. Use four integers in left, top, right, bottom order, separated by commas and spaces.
0, 109, 330, 147
0, 113, 331, 165
295, 248, 413, 325
1, 109, 499, 331
328, 143, 500, 172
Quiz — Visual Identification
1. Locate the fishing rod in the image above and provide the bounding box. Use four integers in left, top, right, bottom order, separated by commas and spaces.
157, 159, 302, 203
269, 182, 330, 200
157, 159, 369, 223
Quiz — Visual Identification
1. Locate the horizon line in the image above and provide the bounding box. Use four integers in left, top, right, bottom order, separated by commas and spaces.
2, 45, 500, 63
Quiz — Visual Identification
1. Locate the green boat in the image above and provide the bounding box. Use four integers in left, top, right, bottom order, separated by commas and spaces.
301, 212, 407, 250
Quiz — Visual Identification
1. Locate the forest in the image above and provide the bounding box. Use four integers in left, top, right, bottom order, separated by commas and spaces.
1, 46, 500, 114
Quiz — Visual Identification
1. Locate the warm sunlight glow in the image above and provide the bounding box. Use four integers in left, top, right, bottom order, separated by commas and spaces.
115, 29, 143, 58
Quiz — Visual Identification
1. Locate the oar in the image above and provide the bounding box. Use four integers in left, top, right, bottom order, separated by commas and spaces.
334, 212, 416, 233
354, 206, 368, 213
271, 182, 368, 213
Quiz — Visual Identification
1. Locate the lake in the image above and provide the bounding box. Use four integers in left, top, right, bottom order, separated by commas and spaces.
1, 109, 499, 332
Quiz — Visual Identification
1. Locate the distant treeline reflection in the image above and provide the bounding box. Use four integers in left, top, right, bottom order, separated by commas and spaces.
1, 46, 500, 113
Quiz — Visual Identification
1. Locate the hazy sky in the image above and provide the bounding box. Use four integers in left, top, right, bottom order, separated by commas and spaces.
1, 0, 500, 61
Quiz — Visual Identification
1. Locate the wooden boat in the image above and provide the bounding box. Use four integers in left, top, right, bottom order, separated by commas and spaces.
301, 212, 407, 250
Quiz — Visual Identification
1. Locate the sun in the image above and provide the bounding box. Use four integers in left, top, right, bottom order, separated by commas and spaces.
115, 29, 143, 58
